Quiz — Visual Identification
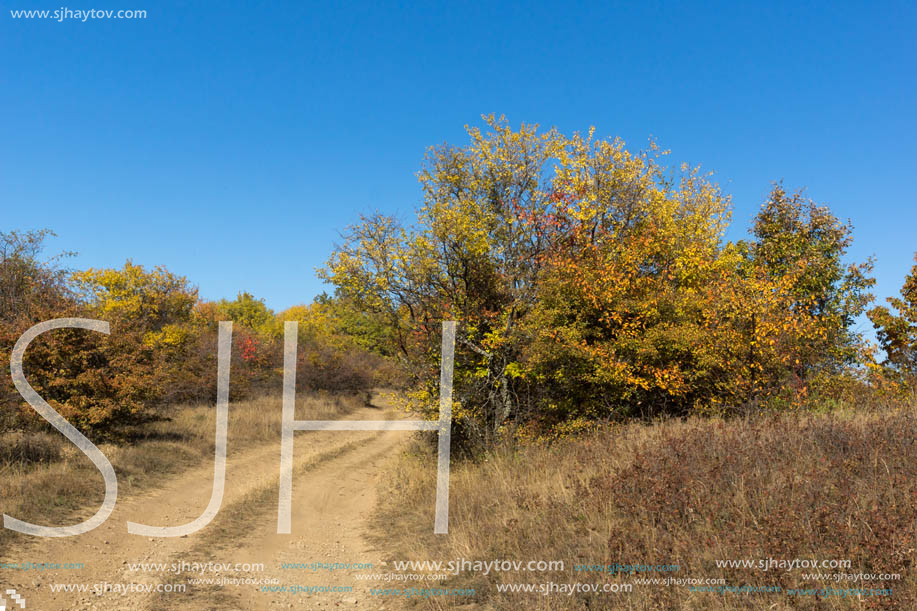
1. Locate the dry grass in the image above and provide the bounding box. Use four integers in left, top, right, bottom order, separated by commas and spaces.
0, 391, 361, 551
373, 405, 917, 610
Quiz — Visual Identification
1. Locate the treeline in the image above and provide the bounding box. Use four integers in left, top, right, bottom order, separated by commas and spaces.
0, 229, 395, 439
4, 119, 916, 451
322, 116, 917, 450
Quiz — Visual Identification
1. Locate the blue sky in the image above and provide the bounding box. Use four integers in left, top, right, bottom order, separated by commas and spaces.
2, 1, 915, 334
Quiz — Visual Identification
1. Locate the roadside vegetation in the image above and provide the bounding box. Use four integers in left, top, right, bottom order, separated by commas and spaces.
0, 228, 395, 441
0, 227, 389, 551
0, 392, 362, 551
374, 401, 916, 610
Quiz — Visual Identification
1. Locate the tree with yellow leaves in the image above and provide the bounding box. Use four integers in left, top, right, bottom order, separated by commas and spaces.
323, 118, 877, 447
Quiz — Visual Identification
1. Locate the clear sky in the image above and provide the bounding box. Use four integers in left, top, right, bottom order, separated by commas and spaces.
2, 1, 915, 334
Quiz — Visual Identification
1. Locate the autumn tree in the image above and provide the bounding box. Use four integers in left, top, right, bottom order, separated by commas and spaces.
275, 298, 392, 393
869, 254, 917, 377
0, 229, 74, 321
323, 118, 878, 448
323, 117, 567, 445
746, 185, 874, 371
36, 261, 205, 433
1, 251, 184, 436
0, 229, 77, 432
1, 231, 387, 437
215, 291, 277, 336
312, 292, 398, 357
322, 117, 738, 445
0, 229, 75, 325
512, 184, 874, 432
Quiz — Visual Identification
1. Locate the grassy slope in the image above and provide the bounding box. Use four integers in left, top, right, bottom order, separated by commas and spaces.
373, 406, 917, 610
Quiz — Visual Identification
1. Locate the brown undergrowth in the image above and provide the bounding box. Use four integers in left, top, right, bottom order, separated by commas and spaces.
373, 405, 916, 610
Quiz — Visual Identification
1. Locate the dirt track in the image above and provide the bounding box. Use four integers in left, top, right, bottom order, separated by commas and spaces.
5, 400, 411, 610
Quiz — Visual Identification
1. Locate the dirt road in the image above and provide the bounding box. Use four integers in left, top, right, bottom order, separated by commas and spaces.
4, 401, 413, 610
